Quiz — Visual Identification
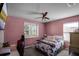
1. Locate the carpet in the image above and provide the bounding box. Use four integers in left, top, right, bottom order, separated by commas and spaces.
57, 49, 69, 56
24, 47, 44, 56
10, 47, 79, 56
24, 47, 69, 56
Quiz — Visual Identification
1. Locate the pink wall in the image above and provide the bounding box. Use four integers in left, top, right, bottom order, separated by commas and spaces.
5, 15, 79, 46
45, 15, 79, 36
45, 15, 79, 48
4, 16, 45, 46
45, 20, 63, 35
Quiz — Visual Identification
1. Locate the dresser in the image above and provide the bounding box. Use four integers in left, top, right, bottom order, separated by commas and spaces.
70, 32, 79, 54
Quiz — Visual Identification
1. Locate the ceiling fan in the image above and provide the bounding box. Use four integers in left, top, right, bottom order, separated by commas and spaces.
41, 12, 49, 20
28, 11, 50, 21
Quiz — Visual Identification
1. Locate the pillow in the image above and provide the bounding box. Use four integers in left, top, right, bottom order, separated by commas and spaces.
47, 36, 53, 39
47, 36, 55, 42
53, 35, 63, 42
44, 35, 63, 42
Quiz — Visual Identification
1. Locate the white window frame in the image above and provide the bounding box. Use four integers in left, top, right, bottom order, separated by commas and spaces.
24, 22, 39, 38
63, 22, 79, 42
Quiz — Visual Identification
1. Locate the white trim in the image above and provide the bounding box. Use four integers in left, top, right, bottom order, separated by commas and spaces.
24, 22, 39, 38
25, 45, 35, 48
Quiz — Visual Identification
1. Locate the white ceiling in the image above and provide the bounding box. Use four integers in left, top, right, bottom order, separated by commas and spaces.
7, 3, 79, 22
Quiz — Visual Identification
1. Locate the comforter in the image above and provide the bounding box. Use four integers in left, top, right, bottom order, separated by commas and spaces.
35, 39, 63, 56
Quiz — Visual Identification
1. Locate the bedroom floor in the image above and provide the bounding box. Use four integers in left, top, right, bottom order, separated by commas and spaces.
10, 47, 69, 56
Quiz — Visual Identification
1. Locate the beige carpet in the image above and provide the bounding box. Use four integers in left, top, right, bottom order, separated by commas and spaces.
57, 49, 69, 56
10, 50, 19, 56
10, 49, 69, 56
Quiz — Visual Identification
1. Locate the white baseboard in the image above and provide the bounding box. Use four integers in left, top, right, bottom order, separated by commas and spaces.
10, 44, 35, 49
25, 45, 35, 48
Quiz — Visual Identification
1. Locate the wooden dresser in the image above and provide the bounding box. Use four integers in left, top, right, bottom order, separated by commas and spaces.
70, 32, 79, 54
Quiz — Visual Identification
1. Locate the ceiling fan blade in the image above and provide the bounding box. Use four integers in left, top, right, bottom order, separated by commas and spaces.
27, 12, 42, 15
45, 17, 50, 20
42, 12, 48, 18
35, 17, 42, 19
45, 12, 48, 16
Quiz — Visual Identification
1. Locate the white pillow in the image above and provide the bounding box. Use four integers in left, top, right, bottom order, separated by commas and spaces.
46, 35, 63, 42
47, 36, 53, 39
53, 35, 63, 41
47, 36, 55, 41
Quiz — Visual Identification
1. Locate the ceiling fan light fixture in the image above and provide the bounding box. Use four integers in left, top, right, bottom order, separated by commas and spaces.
42, 18, 49, 22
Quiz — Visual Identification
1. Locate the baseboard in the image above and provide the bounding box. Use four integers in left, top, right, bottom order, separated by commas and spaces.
25, 44, 35, 48
10, 44, 35, 49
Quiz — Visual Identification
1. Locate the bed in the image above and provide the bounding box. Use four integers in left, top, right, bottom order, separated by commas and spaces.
35, 36, 64, 56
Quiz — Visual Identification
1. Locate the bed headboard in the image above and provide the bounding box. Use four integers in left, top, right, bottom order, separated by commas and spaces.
45, 35, 63, 41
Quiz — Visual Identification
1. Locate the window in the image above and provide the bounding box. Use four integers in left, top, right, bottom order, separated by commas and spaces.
63, 22, 79, 42
64, 22, 78, 32
24, 22, 39, 38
